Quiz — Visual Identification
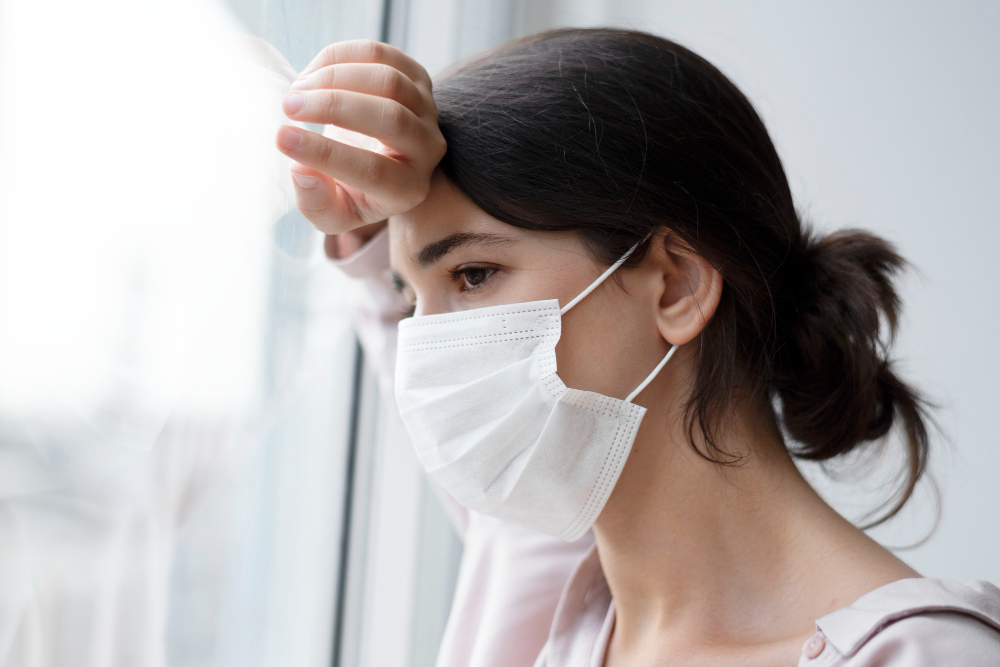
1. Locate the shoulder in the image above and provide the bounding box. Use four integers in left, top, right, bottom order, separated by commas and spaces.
843, 609, 1000, 665
804, 578, 1000, 666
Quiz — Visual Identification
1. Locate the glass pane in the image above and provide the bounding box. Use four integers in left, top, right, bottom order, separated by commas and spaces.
0, 1, 381, 666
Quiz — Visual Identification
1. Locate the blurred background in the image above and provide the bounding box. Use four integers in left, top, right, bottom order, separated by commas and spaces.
0, 1, 996, 666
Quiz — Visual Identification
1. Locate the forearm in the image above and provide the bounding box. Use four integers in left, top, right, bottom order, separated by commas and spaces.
327, 226, 470, 536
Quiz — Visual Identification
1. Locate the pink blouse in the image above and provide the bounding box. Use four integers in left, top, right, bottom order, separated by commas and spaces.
535, 542, 1000, 666
330, 226, 1000, 666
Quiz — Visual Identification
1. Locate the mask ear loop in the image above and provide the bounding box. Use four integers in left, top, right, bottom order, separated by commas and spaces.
625, 343, 679, 404
559, 231, 655, 316
556, 230, 678, 404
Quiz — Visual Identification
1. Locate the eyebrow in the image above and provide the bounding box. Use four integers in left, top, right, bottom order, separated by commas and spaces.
391, 231, 520, 292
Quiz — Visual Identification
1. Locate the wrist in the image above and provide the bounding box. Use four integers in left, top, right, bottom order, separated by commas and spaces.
324, 220, 387, 259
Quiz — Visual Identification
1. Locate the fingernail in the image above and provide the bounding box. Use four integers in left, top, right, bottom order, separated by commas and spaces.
290, 78, 309, 90
282, 93, 305, 115
298, 65, 316, 78
277, 126, 302, 151
291, 171, 318, 188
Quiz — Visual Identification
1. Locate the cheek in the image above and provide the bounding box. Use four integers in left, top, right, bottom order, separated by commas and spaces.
554, 288, 658, 399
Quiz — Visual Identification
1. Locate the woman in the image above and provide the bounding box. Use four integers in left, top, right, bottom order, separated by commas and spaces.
276, 29, 1000, 666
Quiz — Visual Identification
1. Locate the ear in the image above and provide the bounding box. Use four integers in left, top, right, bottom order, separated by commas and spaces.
651, 231, 723, 345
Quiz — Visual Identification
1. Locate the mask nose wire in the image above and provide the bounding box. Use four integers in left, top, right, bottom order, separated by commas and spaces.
558, 231, 654, 316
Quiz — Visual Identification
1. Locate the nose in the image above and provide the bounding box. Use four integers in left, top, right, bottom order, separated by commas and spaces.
412, 297, 451, 318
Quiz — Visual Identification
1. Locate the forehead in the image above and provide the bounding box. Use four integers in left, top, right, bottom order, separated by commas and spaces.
388, 168, 528, 268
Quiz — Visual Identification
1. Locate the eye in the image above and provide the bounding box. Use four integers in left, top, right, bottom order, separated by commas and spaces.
448, 265, 497, 292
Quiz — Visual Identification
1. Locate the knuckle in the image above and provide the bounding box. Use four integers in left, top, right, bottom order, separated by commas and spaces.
358, 39, 387, 62
379, 65, 407, 100
380, 102, 409, 137
318, 43, 338, 65
360, 156, 387, 187
413, 62, 433, 89
411, 175, 431, 204
299, 198, 332, 218
393, 169, 425, 210
321, 89, 344, 118
431, 134, 448, 160
312, 134, 336, 165
318, 64, 337, 88
296, 192, 333, 220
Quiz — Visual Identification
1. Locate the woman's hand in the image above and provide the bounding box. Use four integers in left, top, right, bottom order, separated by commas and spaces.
276, 39, 447, 237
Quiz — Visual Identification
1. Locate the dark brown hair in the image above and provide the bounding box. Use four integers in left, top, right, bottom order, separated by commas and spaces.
432, 27, 939, 526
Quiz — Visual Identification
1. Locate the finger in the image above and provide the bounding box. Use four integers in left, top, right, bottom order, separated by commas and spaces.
282, 89, 429, 156
291, 63, 427, 116
275, 125, 419, 209
288, 163, 364, 234
299, 39, 432, 89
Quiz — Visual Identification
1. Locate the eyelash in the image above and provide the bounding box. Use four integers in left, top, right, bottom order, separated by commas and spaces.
397, 265, 499, 319
448, 265, 498, 292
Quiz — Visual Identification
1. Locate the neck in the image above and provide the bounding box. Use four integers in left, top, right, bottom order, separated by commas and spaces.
592, 384, 913, 650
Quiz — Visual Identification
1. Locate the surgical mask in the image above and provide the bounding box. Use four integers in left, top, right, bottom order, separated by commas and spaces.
393, 234, 679, 540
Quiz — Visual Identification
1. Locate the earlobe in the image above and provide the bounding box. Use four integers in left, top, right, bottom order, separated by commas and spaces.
654, 236, 723, 346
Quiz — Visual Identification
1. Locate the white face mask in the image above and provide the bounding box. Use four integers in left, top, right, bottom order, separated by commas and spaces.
393, 234, 679, 540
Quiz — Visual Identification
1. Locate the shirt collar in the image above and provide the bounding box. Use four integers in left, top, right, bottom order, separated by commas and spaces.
546, 545, 1000, 664
814, 577, 1000, 658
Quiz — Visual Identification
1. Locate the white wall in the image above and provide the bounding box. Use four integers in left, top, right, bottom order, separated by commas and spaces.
504, 0, 1000, 582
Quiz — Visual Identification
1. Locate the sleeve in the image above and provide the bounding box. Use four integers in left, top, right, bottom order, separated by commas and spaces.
433, 514, 594, 667
327, 227, 471, 535
843, 612, 1000, 666
326, 225, 407, 402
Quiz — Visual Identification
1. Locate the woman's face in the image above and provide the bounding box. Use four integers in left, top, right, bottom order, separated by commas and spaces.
387, 167, 676, 403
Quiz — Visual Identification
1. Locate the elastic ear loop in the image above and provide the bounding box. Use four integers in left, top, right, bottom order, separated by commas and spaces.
625, 343, 679, 404
554, 230, 679, 404
559, 231, 655, 316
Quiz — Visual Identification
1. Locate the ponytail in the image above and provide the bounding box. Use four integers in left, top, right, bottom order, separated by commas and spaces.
774, 226, 938, 526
